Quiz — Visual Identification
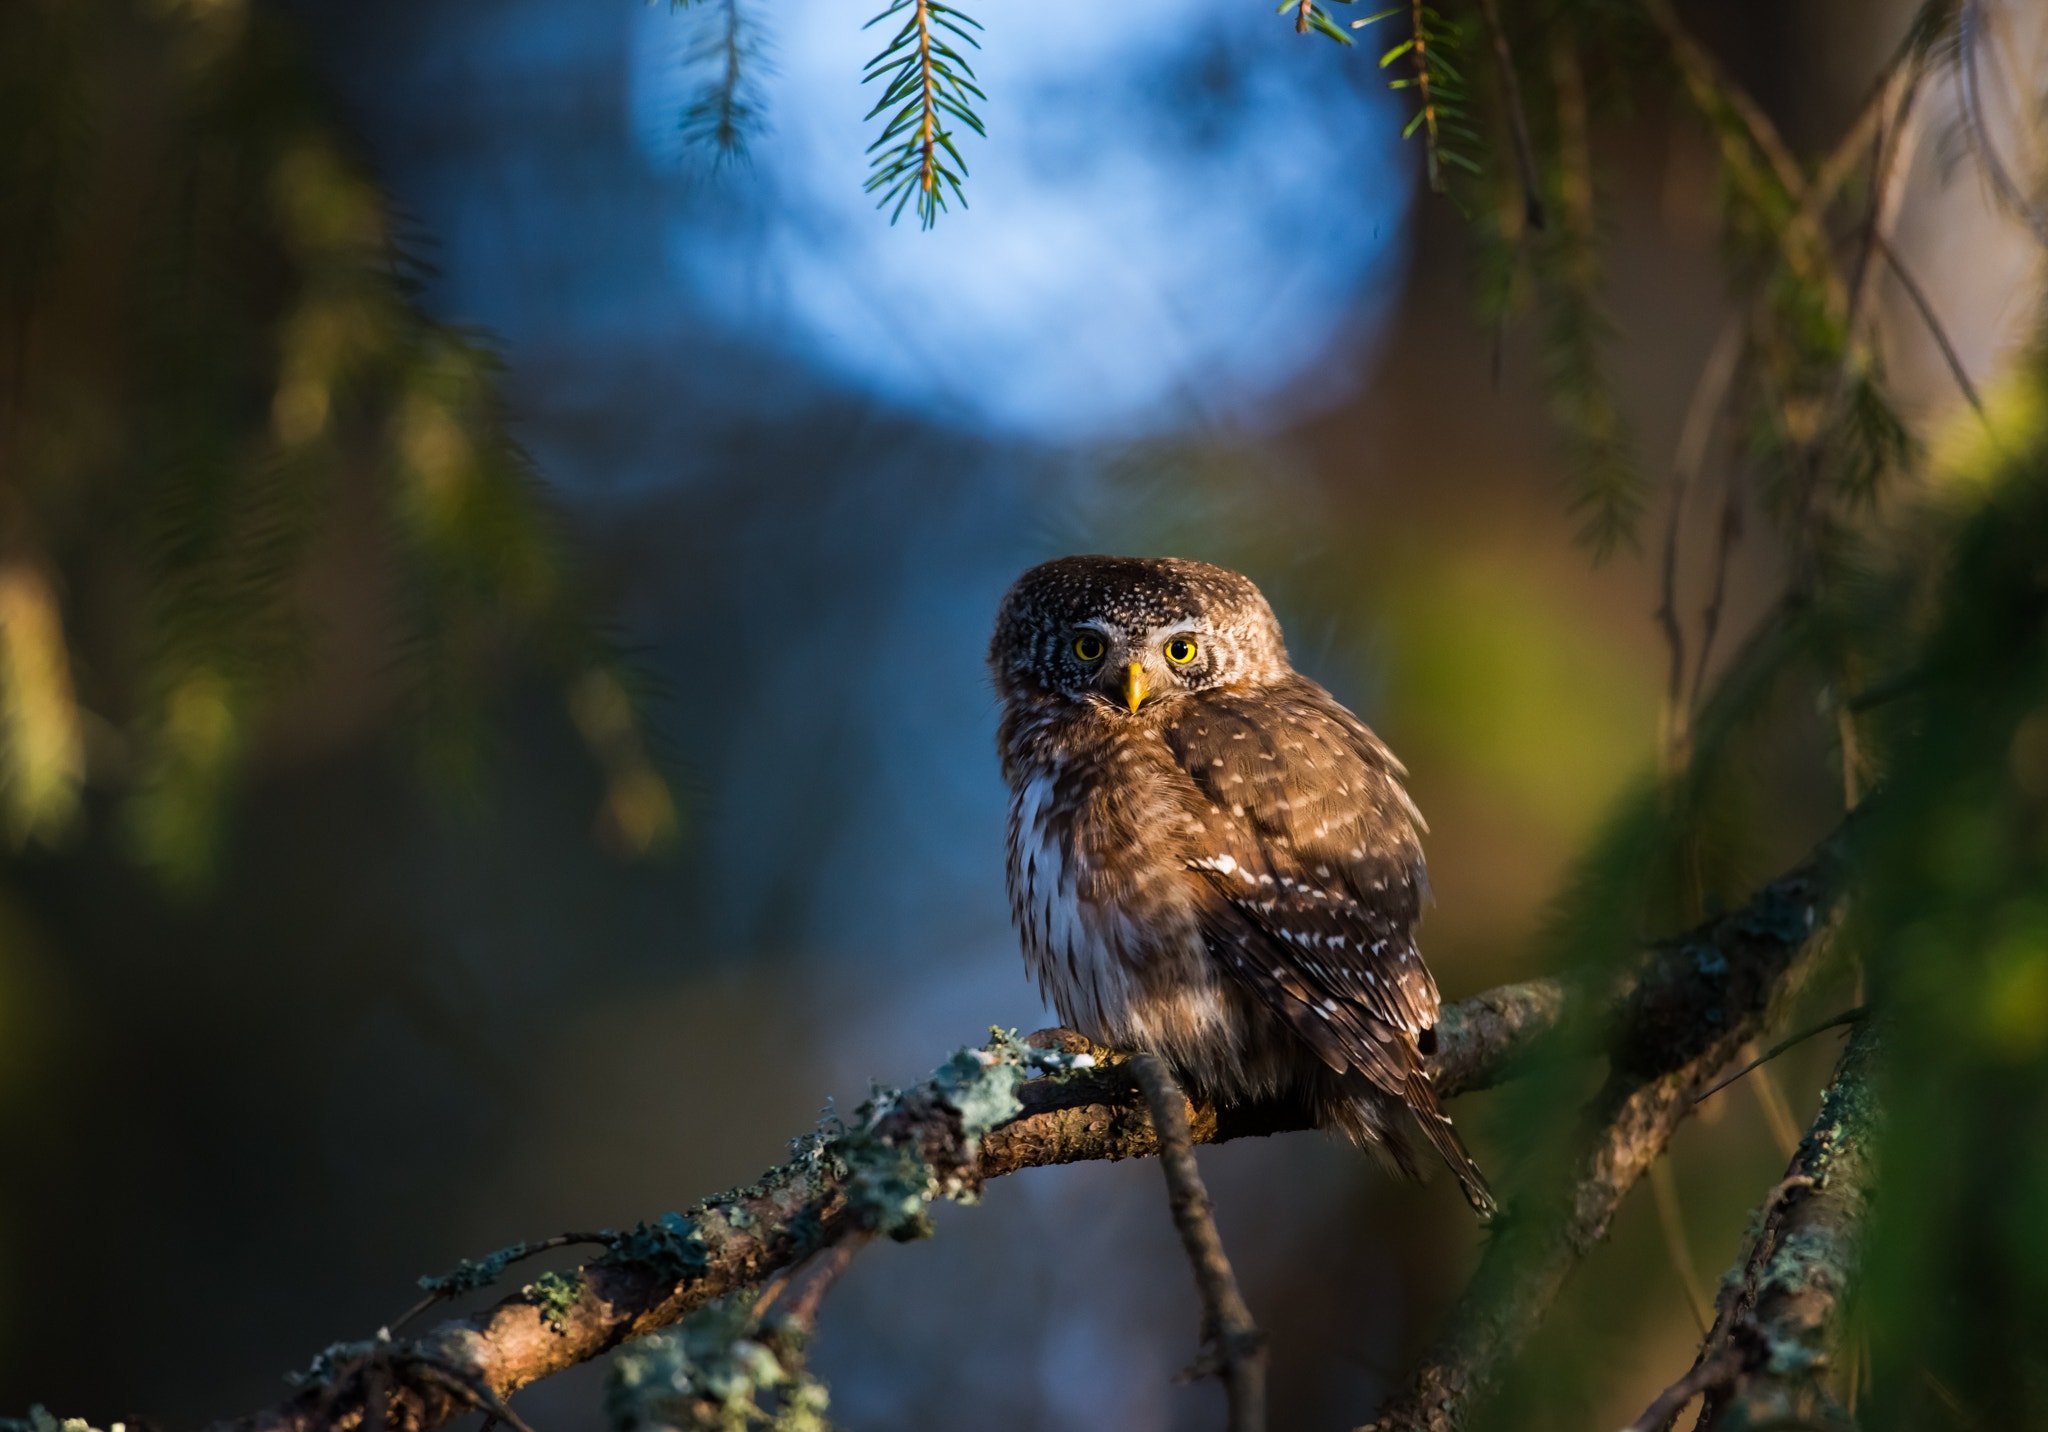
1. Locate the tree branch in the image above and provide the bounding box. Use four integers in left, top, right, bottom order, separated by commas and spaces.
210, 978, 1561, 1432
1130, 1052, 1268, 1432
1357, 831, 1850, 1432
213, 828, 1842, 1432
1630, 1019, 1881, 1432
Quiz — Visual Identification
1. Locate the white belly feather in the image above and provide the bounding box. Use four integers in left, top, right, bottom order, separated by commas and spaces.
1006, 770, 1242, 1070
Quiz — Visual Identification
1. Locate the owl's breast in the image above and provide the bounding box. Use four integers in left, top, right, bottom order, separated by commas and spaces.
1003, 749, 1243, 1069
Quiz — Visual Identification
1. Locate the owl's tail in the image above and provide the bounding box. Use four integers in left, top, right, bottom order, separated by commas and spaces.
1404, 1072, 1497, 1220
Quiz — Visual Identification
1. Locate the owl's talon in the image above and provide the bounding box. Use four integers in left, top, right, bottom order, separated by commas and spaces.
1022, 1027, 1124, 1064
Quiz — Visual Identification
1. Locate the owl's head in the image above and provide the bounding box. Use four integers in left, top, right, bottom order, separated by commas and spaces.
989, 555, 1291, 713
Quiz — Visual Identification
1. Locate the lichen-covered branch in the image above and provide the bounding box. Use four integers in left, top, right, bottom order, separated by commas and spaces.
208, 833, 1837, 1432
207, 981, 1560, 1432
1625, 1020, 1881, 1432
1358, 832, 1849, 1432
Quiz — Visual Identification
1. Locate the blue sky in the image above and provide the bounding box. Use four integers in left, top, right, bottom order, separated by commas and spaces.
626, 0, 1413, 439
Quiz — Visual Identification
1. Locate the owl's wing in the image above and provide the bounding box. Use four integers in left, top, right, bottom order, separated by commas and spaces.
1162, 679, 1439, 1095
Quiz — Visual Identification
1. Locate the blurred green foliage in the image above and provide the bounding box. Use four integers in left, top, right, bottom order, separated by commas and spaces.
1855, 343, 2048, 1428
0, 0, 674, 887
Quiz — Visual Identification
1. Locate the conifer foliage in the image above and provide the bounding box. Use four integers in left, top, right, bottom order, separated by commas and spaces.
0, 0, 675, 882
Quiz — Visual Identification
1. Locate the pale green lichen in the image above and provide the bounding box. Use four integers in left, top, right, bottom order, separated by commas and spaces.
608, 1298, 831, 1432
417, 1243, 534, 1297
3, 1407, 122, 1432
1753, 1225, 1851, 1377
833, 1124, 938, 1241
523, 1270, 583, 1332
830, 1028, 1094, 1238
610, 1212, 711, 1283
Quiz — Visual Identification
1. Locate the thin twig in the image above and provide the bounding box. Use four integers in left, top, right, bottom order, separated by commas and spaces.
1629, 1168, 1806, 1432
1747, 1064, 1803, 1159
1873, 231, 1988, 414
1645, 0, 1839, 306
408, 1360, 539, 1432
1843, 61, 1925, 355
1130, 1052, 1268, 1432
1626, 1347, 1739, 1432
1685, 459, 1745, 717
1473, 0, 1545, 229
1958, 0, 2048, 252
1646, 0, 1802, 197
1695, 1006, 1867, 1105
1657, 313, 1746, 765
390, 1233, 610, 1332
1409, 0, 1441, 191
1674, 55, 1910, 720
1649, 1161, 1712, 1335
776, 1237, 867, 1332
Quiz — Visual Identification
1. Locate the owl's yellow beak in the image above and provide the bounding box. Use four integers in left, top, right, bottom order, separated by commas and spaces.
1123, 661, 1149, 713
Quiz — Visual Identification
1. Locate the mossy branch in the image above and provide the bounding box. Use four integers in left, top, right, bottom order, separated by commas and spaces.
200, 827, 1852, 1432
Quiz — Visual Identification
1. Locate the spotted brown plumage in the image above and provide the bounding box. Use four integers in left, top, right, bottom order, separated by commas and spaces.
990, 554, 1495, 1217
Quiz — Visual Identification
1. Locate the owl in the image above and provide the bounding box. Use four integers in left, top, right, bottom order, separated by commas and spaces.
989, 555, 1493, 1216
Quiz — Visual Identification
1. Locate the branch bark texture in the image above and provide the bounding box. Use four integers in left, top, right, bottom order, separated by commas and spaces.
1129, 1052, 1268, 1432
1645, 1019, 1880, 1432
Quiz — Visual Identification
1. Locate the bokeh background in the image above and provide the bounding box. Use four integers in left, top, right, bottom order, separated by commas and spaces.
3, 0, 2040, 1428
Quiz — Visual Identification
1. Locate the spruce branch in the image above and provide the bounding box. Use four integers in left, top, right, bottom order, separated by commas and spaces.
672, 0, 767, 160
1472, 0, 1544, 229
861, 0, 985, 229
1286, 0, 1357, 47
1536, 33, 1643, 560
1354, 4, 1481, 191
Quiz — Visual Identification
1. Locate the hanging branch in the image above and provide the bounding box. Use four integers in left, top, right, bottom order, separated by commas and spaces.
674, 0, 767, 160
1472, 0, 1544, 229
1289, 0, 1357, 45
1353, 4, 1479, 191
1540, 33, 1644, 559
1874, 231, 1986, 413
1655, 314, 1745, 770
862, 0, 985, 228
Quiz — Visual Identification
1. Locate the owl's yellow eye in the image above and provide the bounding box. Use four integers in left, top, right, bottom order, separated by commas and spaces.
1165, 636, 1198, 665
1073, 633, 1106, 662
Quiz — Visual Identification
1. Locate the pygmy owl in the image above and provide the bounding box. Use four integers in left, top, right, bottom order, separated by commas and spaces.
990, 555, 1494, 1216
